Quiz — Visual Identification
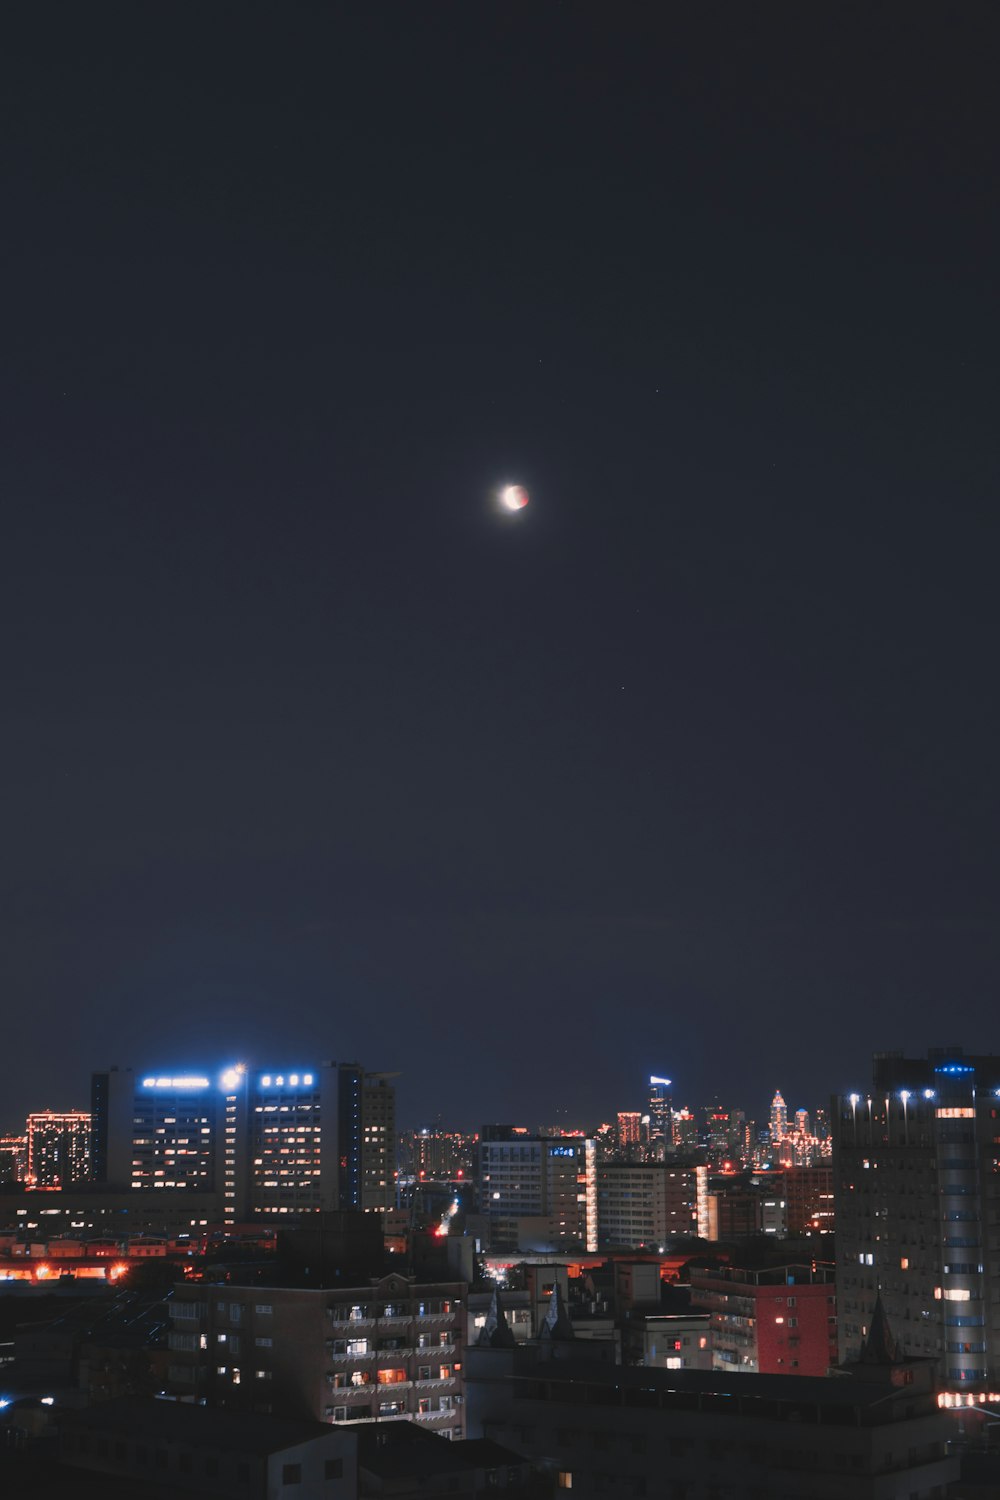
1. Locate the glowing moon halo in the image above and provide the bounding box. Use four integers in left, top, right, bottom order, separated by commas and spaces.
500, 484, 529, 511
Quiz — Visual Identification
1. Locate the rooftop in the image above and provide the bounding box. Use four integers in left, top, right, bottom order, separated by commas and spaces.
491, 1351, 940, 1420
58, 1397, 338, 1457
358, 1423, 523, 1480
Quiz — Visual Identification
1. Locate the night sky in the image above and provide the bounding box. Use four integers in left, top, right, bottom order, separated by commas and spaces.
4, 5, 999, 1132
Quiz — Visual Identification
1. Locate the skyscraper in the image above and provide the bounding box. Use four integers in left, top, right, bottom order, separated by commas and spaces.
0, 1135, 27, 1185
647, 1077, 672, 1149
769, 1091, 788, 1153
617, 1111, 642, 1153
360, 1071, 397, 1213
834, 1048, 1000, 1394
26, 1110, 91, 1188
91, 1060, 395, 1221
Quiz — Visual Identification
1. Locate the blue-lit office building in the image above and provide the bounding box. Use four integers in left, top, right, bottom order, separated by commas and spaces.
90, 1061, 395, 1222
834, 1047, 1000, 1396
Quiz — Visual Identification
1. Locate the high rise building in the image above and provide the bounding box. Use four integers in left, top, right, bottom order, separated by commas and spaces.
404, 1129, 475, 1182
26, 1110, 91, 1188
647, 1077, 672, 1148
670, 1108, 698, 1150
360, 1072, 397, 1213
616, 1112, 641, 1153
249, 1066, 339, 1218
478, 1131, 598, 1253
834, 1048, 1000, 1393
777, 1165, 835, 1236
596, 1162, 701, 1248
91, 1060, 395, 1222
769, 1091, 788, 1155
0, 1135, 27, 1184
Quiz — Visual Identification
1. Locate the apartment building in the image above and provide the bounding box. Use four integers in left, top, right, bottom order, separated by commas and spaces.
689, 1262, 837, 1376
168, 1273, 466, 1439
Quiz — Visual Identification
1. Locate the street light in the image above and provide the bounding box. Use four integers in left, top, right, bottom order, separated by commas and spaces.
900, 1089, 911, 1144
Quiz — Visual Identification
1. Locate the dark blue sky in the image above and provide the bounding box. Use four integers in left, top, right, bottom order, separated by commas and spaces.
3, 4, 999, 1131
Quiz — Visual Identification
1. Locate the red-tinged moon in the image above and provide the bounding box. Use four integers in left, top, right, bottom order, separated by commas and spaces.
500, 484, 529, 511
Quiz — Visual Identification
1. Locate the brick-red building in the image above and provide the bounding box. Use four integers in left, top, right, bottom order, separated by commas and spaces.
690, 1262, 837, 1376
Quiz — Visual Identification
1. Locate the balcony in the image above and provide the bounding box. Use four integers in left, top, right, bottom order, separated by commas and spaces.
336, 1412, 411, 1425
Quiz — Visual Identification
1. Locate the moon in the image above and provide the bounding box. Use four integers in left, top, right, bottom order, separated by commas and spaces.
500, 484, 529, 511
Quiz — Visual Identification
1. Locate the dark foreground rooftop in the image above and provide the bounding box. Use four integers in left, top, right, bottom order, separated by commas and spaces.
59, 1395, 336, 1455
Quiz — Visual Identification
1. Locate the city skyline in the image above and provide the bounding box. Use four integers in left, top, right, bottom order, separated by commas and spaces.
1, 1045, 861, 1143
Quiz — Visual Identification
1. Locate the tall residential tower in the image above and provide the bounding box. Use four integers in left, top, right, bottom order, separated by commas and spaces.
834, 1048, 1000, 1396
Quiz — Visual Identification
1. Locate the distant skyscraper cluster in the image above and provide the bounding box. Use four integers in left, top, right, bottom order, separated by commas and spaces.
600, 1072, 830, 1174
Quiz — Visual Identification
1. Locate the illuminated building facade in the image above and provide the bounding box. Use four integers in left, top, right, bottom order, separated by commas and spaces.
360, 1072, 397, 1213
769, 1090, 788, 1154
0, 1134, 28, 1184
404, 1129, 475, 1182
616, 1111, 641, 1153
26, 1110, 92, 1188
690, 1262, 837, 1376
91, 1060, 395, 1221
834, 1048, 1000, 1392
129, 1077, 218, 1192
248, 1066, 337, 1219
478, 1130, 598, 1253
596, 1162, 701, 1248
167, 1273, 466, 1438
670, 1108, 698, 1150
777, 1164, 835, 1236
647, 1077, 672, 1150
